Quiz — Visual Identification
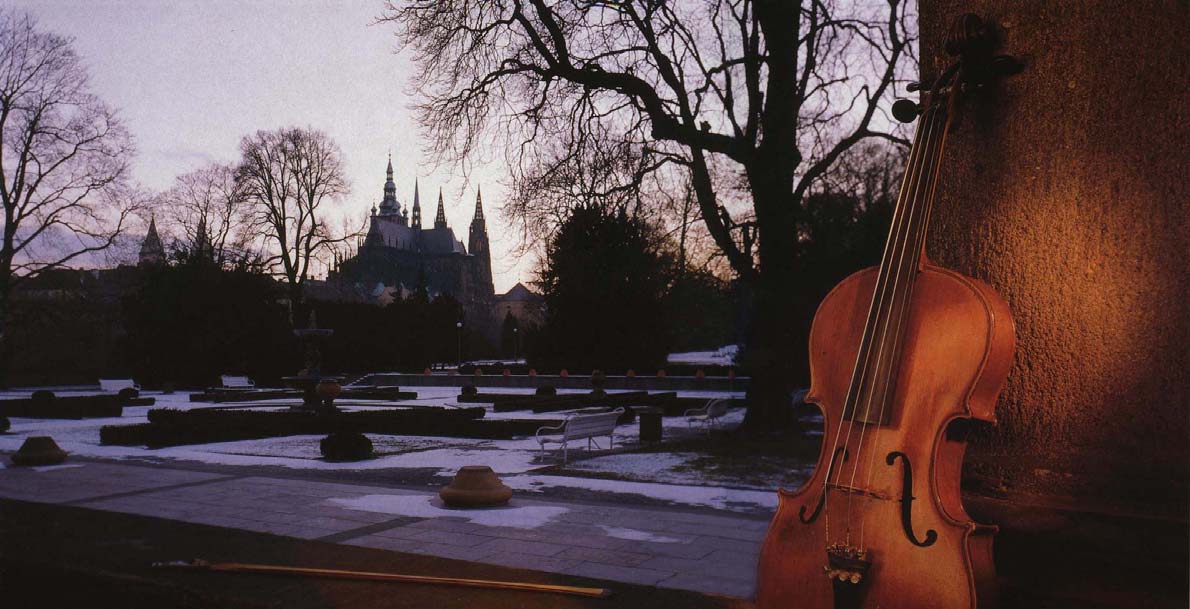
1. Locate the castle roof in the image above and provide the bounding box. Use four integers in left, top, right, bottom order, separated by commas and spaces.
498, 282, 542, 302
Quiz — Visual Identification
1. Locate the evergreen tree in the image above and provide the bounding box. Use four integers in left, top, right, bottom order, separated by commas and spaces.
120, 257, 293, 387
536, 206, 670, 371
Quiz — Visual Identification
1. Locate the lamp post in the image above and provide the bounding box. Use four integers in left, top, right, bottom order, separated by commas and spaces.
513, 327, 519, 361
456, 321, 463, 367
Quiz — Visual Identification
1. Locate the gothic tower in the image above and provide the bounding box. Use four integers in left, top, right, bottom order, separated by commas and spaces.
411, 178, 422, 229
378, 154, 406, 225
434, 188, 448, 229
468, 187, 492, 289
138, 216, 165, 267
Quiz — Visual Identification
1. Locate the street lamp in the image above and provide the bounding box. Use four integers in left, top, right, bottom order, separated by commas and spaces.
456, 321, 463, 367
513, 327, 519, 361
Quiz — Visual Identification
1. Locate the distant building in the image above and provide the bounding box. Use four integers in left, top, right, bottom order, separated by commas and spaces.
138, 217, 165, 267
495, 282, 544, 328
327, 156, 496, 333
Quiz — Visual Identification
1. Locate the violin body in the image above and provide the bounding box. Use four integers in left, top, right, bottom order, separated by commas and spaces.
756, 261, 1015, 609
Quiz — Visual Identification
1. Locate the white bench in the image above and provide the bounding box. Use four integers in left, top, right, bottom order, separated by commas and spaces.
535, 408, 624, 463
219, 375, 256, 389
685, 398, 729, 432
98, 379, 140, 393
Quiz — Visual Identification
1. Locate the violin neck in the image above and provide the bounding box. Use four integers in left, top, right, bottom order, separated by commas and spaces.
842, 105, 953, 425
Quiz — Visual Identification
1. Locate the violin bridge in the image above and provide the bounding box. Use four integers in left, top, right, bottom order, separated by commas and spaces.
825, 544, 872, 585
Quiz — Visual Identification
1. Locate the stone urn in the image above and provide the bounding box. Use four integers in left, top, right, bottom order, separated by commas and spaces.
439, 465, 512, 508
10, 436, 68, 466
316, 379, 341, 407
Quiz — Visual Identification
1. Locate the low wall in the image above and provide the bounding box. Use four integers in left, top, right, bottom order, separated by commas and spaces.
367, 373, 749, 393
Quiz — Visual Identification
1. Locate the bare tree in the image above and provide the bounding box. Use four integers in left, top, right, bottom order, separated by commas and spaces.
236, 127, 350, 322
384, 0, 914, 428
0, 9, 137, 372
163, 163, 250, 265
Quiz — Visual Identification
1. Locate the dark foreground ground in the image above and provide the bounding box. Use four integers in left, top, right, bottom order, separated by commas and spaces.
0, 499, 750, 609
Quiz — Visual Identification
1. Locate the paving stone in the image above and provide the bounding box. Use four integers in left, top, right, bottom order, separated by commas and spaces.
475, 525, 561, 543
658, 572, 755, 599
408, 542, 500, 562
690, 534, 764, 554
284, 526, 345, 540
403, 529, 494, 547
341, 535, 426, 553
640, 549, 757, 581
473, 537, 568, 557
294, 516, 362, 531
662, 519, 768, 541
555, 545, 653, 567
479, 551, 583, 574
630, 539, 717, 560
403, 518, 487, 534
561, 561, 674, 586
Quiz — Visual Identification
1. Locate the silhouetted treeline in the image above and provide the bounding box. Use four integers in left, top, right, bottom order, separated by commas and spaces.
314, 291, 468, 375
120, 255, 294, 388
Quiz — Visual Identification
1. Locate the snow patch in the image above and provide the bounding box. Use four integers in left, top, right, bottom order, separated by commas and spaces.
667, 344, 739, 366
597, 525, 681, 543
328, 494, 568, 529
503, 474, 778, 512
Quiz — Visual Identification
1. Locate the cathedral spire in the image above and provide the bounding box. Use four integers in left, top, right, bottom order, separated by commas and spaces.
138, 215, 165, 267
434, 188, 448, 229
468, 187, 492, 291
412, 178, 422, 229
379, 153, 398, 215
473, 186, 485, 222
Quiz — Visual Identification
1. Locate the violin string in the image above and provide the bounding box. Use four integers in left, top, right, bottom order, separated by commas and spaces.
841, 105, 942, 543
857, 103, 951, 550
820, 110, 928, 548
830, 104, 937, 546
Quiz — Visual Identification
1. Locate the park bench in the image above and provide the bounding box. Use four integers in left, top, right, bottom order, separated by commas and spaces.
535, 407, 624, 463
219, 375, 256, 390
98, 379, 140, 393
685, 398, 729, 432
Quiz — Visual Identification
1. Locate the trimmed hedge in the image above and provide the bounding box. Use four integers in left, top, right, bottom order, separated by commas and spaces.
100, 407, 561, 447
188, 387, 417, 403
0, 394, 126, 419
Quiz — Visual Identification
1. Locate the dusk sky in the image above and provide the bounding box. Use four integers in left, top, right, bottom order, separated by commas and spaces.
12, 0, 528, 292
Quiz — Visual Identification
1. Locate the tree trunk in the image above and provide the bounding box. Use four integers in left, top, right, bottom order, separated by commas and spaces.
0, 268, 12, 389
740, 180, 804, 432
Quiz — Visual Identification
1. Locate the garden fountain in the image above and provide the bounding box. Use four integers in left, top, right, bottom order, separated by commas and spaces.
284, 311, 342, 411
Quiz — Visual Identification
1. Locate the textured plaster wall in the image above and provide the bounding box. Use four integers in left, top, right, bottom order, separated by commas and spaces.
919, 2, 1188, 515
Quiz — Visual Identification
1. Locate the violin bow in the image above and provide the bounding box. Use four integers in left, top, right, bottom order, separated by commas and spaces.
153, 558, 613, 599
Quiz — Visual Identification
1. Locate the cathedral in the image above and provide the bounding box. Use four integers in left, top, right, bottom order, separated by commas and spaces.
327, 156, 496, 333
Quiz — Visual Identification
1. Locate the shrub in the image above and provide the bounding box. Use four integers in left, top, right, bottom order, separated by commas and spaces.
320, 432, 374, 461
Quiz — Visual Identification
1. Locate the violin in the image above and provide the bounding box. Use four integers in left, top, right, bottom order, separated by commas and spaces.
756, 15, 1020, 609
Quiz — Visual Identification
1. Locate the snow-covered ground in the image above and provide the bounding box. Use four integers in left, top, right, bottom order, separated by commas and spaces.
0, 386, 792, 514
667, 344, 739, 366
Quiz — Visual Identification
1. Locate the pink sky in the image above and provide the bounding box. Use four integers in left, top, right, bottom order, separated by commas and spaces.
12, 0, 529, 293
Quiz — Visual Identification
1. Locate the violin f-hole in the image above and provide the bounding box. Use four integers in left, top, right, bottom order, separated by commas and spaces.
886, 451, 938, 547
799, 446, 848, 524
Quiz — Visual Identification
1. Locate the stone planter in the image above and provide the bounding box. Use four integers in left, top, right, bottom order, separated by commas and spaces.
439, 465, 512, 507
316, 379, 341, 407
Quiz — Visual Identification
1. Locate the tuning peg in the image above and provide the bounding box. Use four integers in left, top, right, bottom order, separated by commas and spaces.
892, 99, 921, 123
906, 80, 931, 93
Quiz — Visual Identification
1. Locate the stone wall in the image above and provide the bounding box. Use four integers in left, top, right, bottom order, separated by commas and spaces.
921, 0, 1187, 518
917, 5, 1187, 605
